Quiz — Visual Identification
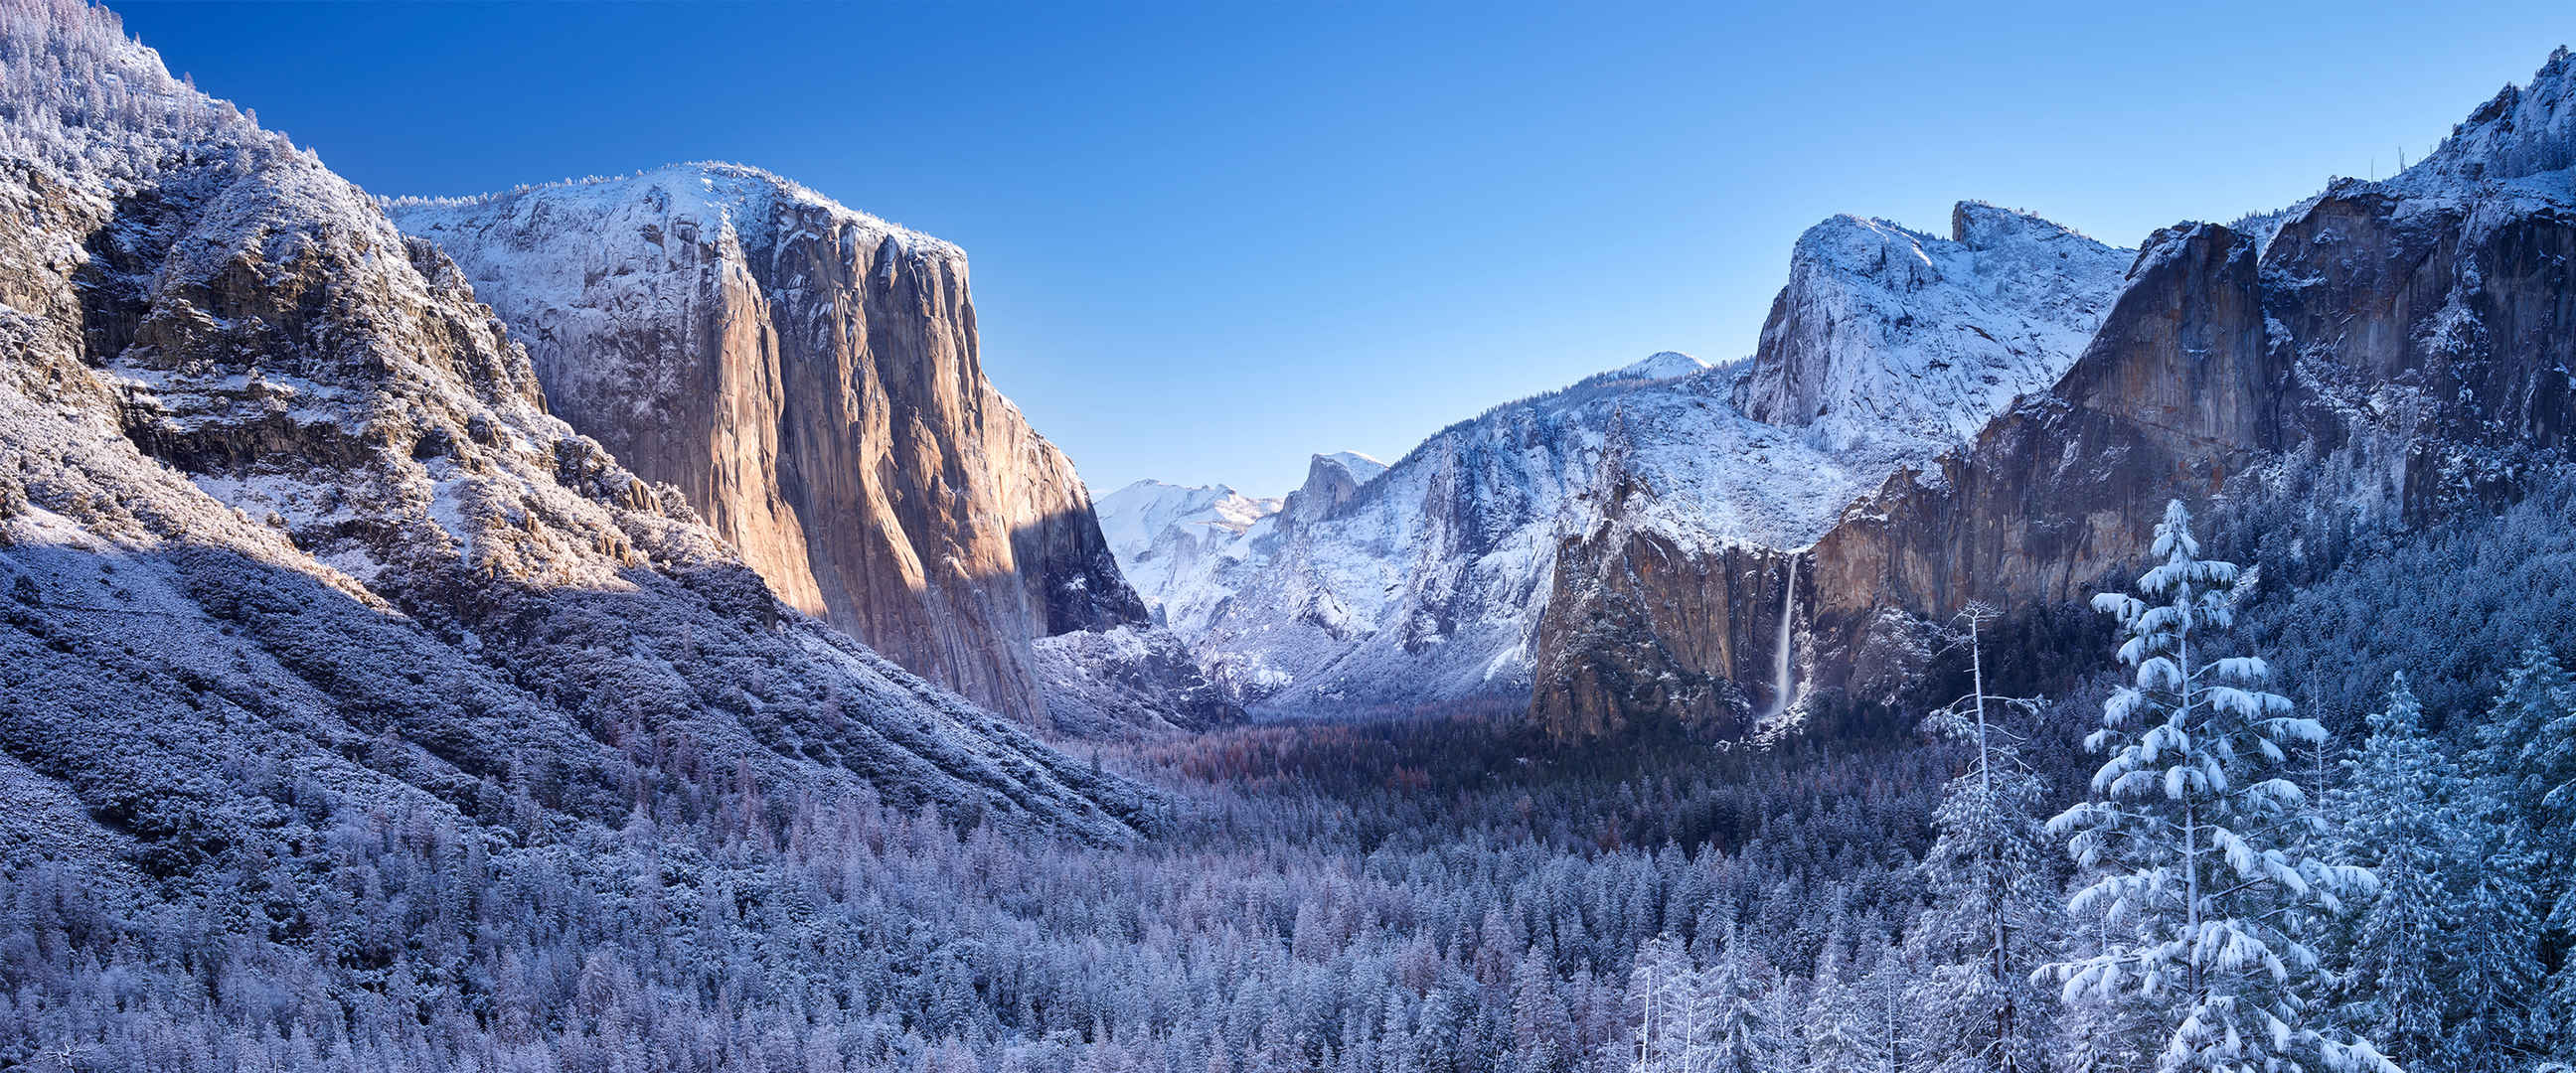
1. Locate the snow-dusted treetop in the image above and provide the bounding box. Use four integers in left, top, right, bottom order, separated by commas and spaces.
2402, 45, 2575, 187
1608, 351, 1712, 382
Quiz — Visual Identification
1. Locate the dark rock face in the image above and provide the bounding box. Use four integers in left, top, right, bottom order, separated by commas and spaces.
392, 169, 1229, 732
1533, 78, 2576, 732
1530, 481, 1802, 739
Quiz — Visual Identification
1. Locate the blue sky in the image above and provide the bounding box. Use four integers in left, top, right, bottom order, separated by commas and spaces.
117, 1, 2570, 496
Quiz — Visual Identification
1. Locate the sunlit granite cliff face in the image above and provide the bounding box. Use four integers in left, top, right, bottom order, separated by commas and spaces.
393, 169, 1233, 734
0, 0, 1153, 869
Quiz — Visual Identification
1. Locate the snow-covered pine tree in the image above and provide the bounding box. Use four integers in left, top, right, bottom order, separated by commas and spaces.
2326, 675, 2543, 1072
1806, 939, 1881, 1073
1628, 933, 1692, 1072
1690, 923, 1783, 1073
1908, 601, 2058, 1073
2473, 646, 2576, 1061
2042, 500, 2389, 1073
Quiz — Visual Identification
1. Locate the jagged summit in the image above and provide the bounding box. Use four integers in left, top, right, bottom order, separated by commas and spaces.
2402, 45, 2576, 187
1733, 201, 2131, 453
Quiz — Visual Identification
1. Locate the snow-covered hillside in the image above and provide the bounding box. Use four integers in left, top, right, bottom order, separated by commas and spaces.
1094, 479, 1280, 632
0, 0, 1152, 861
1733, 202, 2130, 454
1102, 207, 2130, 712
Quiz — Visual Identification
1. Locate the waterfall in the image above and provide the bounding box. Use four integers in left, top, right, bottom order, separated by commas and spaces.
1765, 556, 1798, 720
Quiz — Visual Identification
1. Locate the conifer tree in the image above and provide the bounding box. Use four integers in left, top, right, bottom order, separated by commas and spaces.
1910, 602, 2058, 1073
2327, 675, 2542, 1072
2043, 501, 2388, 1073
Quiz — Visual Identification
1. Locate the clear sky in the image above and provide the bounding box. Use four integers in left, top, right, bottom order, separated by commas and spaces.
115, 1, 2571, 497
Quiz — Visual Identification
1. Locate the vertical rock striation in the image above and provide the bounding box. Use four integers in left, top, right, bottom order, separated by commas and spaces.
0, 0, 1151, 861
391, 170, 1229, 732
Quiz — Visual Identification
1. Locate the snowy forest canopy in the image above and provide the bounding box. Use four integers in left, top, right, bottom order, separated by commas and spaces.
5, 489, 2576, 1073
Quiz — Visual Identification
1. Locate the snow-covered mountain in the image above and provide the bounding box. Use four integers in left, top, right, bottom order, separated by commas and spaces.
1103, 203, 2130, 715
1735, 203, 2131, 454
1094, 479, 1280, 633
0, 0, 1152, 884
1539, 48, 2576, 735
389, 163, 1233, 735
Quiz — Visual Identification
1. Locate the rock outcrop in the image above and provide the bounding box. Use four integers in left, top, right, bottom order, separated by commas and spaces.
1532, 48, 2576, 732
1111, 204, 2128, 719
390, 168, 1231, 733
0, 0, 1151, 883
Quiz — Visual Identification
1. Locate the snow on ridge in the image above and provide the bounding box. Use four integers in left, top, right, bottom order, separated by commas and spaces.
1733, 201, 2132, 455
1160, 201, 2134, 710
388, 161, 961, 267
1315, 451, 1387, 484
2401, 45, 2575, 189
1607, 351, 1712, 382
1094, 479, 1279, 567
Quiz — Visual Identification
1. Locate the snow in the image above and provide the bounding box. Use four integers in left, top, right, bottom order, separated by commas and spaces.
1097, 204, 2130, 711
1734, 202, 2131, 456
2398, 46, 2575, 189
1609, 351, 1712, 381
0, 0, 1153, 852
385, 162, 964, 429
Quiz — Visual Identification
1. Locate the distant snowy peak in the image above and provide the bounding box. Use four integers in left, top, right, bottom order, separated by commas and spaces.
1287, 451, 1387, 523
1733, 200, 2131, 454
1094, 480, 1280, 565
1317, 450, 1388, 484
2403, 46, 2575, 188
1608, 351, 1712, 382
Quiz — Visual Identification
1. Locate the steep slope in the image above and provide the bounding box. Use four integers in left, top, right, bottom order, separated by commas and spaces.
0, 0, 1149, 920
1537, 48, 2576, 733
389, 168, 1229, 733
1734, 203, 2132, 453
1094, 478, 1280, 633
1118, 205, 2125, 717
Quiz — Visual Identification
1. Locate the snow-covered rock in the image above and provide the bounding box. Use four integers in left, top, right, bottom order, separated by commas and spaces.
1538, 47, 2576, 735
1102, 200, 2128, 715
2400, 45, 2575, 188
389, 160, 1231, 735
1093, 479, 1279, 634
1733, 202, 2129, 454
0, 0, 1153, 879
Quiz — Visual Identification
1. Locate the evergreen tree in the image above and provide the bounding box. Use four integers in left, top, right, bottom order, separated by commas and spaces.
1690, 924, 1783, 1073
1805, 941, 1880, 1073
2327, 675, 2543, 1071
1910, 602, 2059, 1073
2472, 647, 2576, 1061
2043, 501, 2389, 1073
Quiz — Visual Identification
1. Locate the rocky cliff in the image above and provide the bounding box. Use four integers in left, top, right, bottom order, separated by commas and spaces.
0, 0, 1152, 891
1099, 203, 2125, 720
1107, 199, 2125, 717
1533, 48, 2576, 733
390, 169, 1232, 734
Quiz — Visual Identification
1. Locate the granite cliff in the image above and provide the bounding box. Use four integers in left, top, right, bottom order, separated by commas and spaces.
391, 170, 1233, 734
